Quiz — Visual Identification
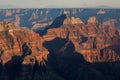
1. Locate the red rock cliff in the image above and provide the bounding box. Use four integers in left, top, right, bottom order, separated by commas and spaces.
42, 15, 120, 62
0, 22, 48, 64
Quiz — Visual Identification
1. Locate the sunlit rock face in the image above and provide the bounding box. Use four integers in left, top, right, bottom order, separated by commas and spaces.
63, 15, 84, 25
41, 15, 120, 63
0, 15, 119, 79
87, 16, 98, 25
0, 22, 48, 64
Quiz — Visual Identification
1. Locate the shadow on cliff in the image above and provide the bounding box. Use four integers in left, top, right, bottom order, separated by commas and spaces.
31, 57, 47, 80
49, 14, 67, 28
43, 37, 94, 80
0, 50, 3, 79
4, 43, 32, 80
90, 61, 120, 80
43, 37, 120, 80
36, 14, 67, 36
101, 44, 120, 56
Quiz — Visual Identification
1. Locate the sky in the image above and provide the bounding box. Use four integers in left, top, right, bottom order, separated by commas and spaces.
0, 0, 120, 9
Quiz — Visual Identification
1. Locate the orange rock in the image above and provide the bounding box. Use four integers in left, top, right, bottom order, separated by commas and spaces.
0, 22, 49, 64
41, 16, 120, 62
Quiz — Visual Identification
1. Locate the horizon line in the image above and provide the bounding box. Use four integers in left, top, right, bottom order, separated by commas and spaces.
0, 7, 120, 10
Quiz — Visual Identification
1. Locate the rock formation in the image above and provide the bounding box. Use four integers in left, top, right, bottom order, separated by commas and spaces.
41, 15, 120, 63
50, 14, 84, 28
0, 22, 48, 64
63, 15, 84, 25
87, 16, 98, 25
97, 9, 106, 14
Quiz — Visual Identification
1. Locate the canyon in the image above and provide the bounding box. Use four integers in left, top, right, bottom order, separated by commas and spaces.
0, 10, 120, 80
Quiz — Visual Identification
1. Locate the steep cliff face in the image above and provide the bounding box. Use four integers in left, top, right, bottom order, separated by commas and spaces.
42, 15, 120, 62
0, 22, 48, 64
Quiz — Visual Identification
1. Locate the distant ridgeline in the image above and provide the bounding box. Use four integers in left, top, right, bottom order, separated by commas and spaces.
0, 8, 120, 31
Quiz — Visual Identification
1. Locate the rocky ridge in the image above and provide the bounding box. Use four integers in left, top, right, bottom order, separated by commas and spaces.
63, 15, 84, 25
0, 15, 120, 63
0, 22, 48, 64
42, 14, 120, 62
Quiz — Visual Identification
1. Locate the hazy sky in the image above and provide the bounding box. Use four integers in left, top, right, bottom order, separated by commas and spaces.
0, 0, 120, 8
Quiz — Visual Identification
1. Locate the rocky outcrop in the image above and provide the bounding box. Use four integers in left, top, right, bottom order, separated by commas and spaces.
5, 10, 12, 17
29, 11, 39, 20
97, 9, 106, 14
41, 15, 120, 62
50, 14, 84, 28
63, 15, 84, 25
0, 22, 20, 31
0, 22, 48, 64
87, 16, 98, 25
